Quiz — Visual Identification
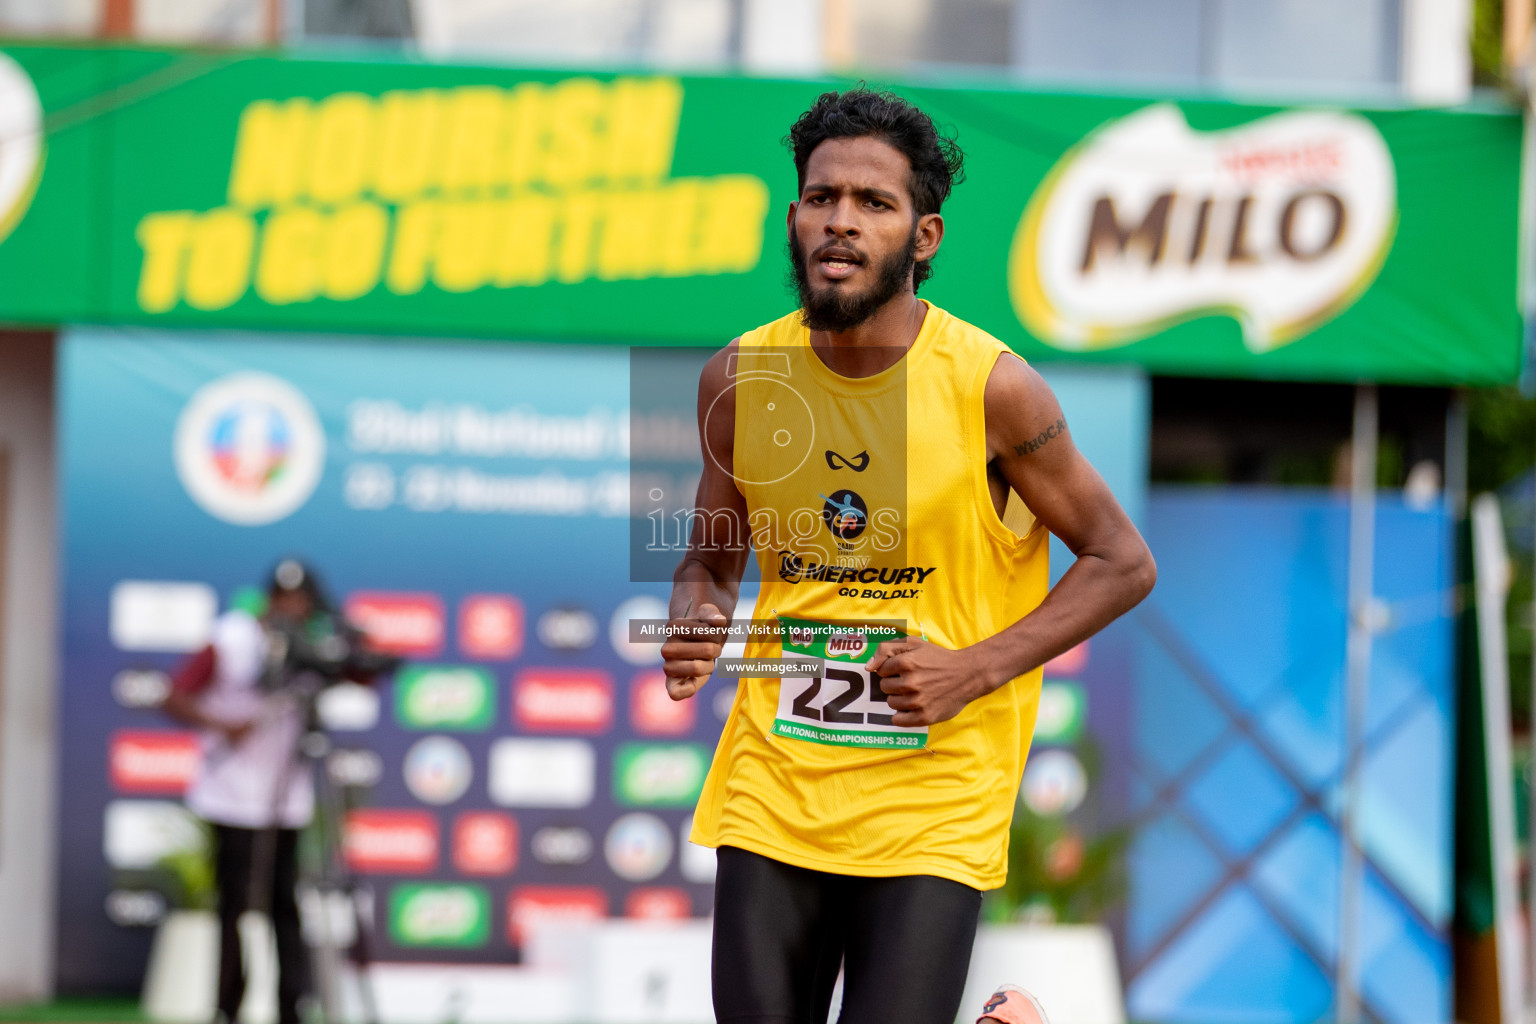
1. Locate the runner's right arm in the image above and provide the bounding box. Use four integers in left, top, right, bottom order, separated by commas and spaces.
661, 341, 749, 701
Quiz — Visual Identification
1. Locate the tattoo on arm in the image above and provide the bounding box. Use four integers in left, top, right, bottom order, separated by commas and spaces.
1012, 418, 1067, 457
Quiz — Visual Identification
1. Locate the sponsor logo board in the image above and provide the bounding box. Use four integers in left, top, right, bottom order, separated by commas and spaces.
1011, 104, 1396, 353
389, 884, 490, 948
630, 670, 695, 736
317, 682, 380, 731
625, 887, 692, 920
604, 812, 673, 882
506, 886, 607, 947
612, 743, 708, 807
112, 669, 171, 709
345, 809, 439, 873
402, 736, 473, 805
109, 731, 201, 794
530, 825, 594, 866
459, 595, 524, 660
512, 669, 613, 733
103, 800, 203, 870
488, 739, 595, 808
537, 607, 598, 651
395, 666, 494, 730
109, 581, 217, 653
327, 748, 384, 788
453, 812, 518, 875
344, 592, 446, 656
174, 373, 326, 526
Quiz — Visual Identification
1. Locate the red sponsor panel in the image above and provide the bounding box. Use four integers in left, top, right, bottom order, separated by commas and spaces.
507, 886, 608, 946
630, 671, 695, 736
1044, 640, 1089, 675
453, 811, 518, 875
513, 669, 614, 733
344, 809, 440, 873
109, 731, 201, 794
344, 592, 445, 656
625, 887, 692, 920
459, 595, 524, 660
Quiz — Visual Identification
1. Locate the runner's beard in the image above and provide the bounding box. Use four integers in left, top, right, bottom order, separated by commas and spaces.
788, 226, 919, 333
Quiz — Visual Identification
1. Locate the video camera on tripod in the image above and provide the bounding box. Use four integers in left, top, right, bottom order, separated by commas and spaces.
258, 559, 401, 696
260, 616, 402, 694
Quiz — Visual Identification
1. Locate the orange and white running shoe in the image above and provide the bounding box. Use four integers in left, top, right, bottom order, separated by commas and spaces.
977, 984, 1051, 1024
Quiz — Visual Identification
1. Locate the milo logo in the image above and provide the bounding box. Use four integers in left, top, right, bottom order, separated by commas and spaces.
825, 631, 868, 660
0, 53, 41, 248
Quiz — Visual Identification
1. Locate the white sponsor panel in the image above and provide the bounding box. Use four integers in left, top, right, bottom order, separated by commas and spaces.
603, 813, 673, 882
0, 53, 42, 246
174, 372, 327, 526
489, 739, 595, 808
317, 682, 380, 731
1012, 103, 1396, 353
109, 580, 218, 652
403, 736, 473, 805
104, 800, 205, 870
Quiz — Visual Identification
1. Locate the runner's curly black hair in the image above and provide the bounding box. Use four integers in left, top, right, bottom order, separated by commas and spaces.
785, 88, 965, 290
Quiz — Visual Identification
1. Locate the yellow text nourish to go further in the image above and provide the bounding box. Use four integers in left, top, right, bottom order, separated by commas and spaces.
133, 76, 772, 313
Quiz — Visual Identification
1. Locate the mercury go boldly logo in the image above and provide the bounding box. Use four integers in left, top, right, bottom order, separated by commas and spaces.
174, 372, 326, 525
1010, 103, 1396, 353
0, 53, 42, 248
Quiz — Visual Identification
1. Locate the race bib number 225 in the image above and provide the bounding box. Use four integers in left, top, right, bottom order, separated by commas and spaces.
772, 616, 927, 750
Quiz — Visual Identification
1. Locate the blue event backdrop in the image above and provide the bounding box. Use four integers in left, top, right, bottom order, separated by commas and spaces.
56, 327, 1455, 1024
55, 326, 1150, 994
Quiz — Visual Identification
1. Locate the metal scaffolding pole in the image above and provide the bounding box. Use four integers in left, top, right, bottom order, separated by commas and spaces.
1336, 383, 1377, 1024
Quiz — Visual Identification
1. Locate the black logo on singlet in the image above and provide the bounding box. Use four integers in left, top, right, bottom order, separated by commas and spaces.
824, 449, 870, 472
820, 490, 868, 542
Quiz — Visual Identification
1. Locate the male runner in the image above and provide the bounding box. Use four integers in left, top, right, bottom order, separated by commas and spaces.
659, 89, 1155, 1024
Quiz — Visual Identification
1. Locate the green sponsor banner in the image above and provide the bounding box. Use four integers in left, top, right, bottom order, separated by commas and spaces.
612, 742, 709, 806
388, 883, 490, 947
394, 665, 495, 730
0, 44, 1521, 384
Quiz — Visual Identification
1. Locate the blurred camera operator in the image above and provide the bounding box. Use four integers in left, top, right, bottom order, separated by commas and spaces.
162, 559, 377, 1024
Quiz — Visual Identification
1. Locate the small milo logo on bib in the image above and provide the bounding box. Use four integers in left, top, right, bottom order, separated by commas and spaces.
772, 615, 926, 750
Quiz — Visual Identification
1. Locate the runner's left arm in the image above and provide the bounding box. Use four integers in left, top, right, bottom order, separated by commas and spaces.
869, 353, 1155, 726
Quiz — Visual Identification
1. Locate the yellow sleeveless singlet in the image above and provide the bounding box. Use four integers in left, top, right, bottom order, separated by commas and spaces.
688, 300, 1051, 891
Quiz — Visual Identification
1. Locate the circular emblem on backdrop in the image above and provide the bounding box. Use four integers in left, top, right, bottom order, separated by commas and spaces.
538, 607, 598, 651
609, 595, 669, 666
604, 812, 673, 882
0, 54, 43, 248
821, 490, 868, 542
1021, 750, 1088, 817
403, 736, 473, 805
174, 372, 326, 526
